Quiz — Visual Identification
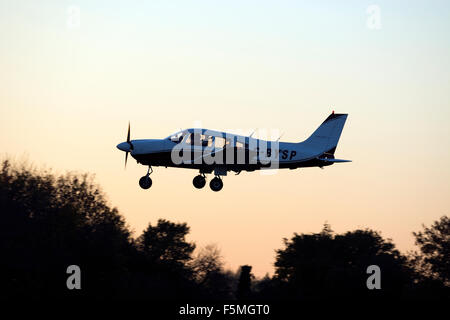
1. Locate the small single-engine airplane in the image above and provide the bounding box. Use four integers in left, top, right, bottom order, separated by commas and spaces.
116, 112, 350, 192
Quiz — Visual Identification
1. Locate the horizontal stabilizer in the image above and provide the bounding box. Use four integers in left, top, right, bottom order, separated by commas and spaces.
318, 158, 352, 163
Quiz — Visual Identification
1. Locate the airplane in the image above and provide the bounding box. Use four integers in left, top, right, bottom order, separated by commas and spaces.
116, 112, 350, 192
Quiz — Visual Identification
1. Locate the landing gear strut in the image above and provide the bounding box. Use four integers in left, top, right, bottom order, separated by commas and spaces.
139, 166, 153, 189
193, 174, 206, 189
209, 177, 223, 192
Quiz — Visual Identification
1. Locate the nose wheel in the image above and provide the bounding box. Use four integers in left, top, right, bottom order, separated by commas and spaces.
209, 177, 223, 192
139, 176, 152, 189
139, 166, 153, 190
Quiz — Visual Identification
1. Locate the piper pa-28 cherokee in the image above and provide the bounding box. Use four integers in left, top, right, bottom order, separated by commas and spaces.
116, 112, 351, 192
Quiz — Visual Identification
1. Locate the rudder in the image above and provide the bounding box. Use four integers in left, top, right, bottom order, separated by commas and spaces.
301, 113, 348, 155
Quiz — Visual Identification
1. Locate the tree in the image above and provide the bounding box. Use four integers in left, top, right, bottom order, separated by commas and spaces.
190, 244, 236, 299
413, 216, 449, 285
4, 157, 448, 300
273, 224, 412, 299
0, 160, 133, 299
191, 244, 223, 283
236, 265, 253, 300
132, 219, 199, 299
138, 219, 196, 270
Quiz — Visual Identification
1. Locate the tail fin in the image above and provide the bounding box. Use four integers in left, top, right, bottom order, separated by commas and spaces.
302, 113, 348, 155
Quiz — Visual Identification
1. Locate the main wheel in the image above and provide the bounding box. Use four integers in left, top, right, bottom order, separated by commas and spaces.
209, 177, 223, 192
193, 175, 206, 189
139, 176, 152, 189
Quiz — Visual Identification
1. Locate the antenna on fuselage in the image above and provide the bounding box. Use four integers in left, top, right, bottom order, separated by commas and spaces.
276, 132, 284, 142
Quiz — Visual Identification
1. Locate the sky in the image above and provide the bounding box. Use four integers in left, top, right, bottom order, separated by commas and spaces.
1, 0, 449, 277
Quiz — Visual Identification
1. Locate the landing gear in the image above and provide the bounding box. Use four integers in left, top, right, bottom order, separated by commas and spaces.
139, 166, 153, 190
209, 177, 223, 192
139, 176, 152, 189
192, 170, 225, 191
193, 174, 206, 189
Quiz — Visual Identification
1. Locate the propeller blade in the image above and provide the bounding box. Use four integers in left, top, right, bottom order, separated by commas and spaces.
125, 151, 129, 169
127, 122, 131, 143
126, 121, 134, 150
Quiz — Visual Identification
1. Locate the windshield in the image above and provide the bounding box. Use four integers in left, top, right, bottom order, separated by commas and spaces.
167, 131, 186, 144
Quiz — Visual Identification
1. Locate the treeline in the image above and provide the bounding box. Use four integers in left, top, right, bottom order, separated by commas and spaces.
0, 160, 448, 300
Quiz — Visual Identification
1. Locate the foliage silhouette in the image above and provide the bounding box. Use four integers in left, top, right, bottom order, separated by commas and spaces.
190, 244, 237, 299
0, 160, 195, 299
265, 225, 413, 299
413, 216, 449, 284
236, 265, 253, 300
191, 244, 223, 283
407, 216, 450, 299
138, 219, 195, 270
0, 159, 448, 300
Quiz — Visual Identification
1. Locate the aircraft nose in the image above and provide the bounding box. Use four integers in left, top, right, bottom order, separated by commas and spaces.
117, 142, 131, 152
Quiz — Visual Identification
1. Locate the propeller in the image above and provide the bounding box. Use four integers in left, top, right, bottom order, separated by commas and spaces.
125, 122, 134, 168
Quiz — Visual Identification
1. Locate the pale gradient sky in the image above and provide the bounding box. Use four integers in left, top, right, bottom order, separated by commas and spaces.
1, 0, 449, 277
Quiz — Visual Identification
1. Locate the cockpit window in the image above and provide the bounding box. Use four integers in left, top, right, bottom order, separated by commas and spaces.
214, 137, 231, 148
185, 133, 213, 147
168, 132, 185, 144
203, 135, 213, 147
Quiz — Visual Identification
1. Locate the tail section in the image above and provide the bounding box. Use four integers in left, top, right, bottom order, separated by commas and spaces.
301, 112, 348, 155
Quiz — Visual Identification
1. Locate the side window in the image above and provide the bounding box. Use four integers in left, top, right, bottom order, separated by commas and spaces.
214, 137, 226, 148
202, 135, 213, 147
186, 133, 204, 146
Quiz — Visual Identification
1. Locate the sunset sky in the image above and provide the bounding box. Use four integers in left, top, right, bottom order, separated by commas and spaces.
1, 0, 449, 277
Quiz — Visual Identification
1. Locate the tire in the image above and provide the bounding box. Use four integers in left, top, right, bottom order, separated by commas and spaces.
209, 177, 223, 192
139, 176, 152, 189
193, 175, 206, 189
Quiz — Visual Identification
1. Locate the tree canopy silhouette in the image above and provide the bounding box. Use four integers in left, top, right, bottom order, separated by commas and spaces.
270, 224, 412, 299
0, 160, 197, 299
190, 244, 237, 299
413, 216, 449, 285
1, 159, 448, 300
138, 219, 195, 269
